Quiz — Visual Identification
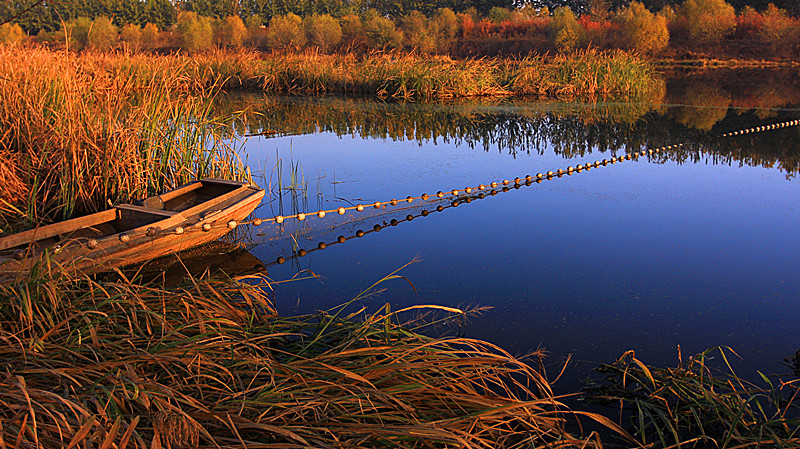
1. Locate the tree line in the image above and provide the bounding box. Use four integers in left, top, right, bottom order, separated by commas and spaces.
1, 0, 799, 57
2, 0, 798, 35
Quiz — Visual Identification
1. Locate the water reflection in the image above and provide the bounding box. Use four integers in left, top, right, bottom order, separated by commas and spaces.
121, 241, 267, 285
212, 71, 800, 391
214, 81, 800, 176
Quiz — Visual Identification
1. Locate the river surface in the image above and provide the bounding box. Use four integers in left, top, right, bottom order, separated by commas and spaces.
217, 68, 800, 390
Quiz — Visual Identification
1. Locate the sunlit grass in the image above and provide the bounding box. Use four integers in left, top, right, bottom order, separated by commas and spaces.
0, 262, 626, 448
252, 49, 664, 101
0, 47, 246, 230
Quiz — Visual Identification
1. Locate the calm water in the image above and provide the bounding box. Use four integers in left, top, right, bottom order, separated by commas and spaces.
220, 69, 800, 389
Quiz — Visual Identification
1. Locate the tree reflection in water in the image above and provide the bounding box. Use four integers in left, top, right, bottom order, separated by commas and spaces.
211, 69, 800, 176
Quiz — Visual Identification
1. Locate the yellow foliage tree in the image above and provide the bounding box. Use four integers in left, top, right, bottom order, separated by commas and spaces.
219, 15, 247, 48
677, 0, 736, 43
616, 2, 669, 54
0, 23, 25, 44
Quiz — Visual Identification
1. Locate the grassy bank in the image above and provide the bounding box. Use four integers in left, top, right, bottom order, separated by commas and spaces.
0, 265, 624, 448
184, 48, 665, 101
0, 46, 247, 230
1, 262, 798, 448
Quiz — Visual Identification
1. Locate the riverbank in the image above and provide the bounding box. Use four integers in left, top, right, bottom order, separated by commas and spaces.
1, 263, 797, 447
0, 265, 619, 448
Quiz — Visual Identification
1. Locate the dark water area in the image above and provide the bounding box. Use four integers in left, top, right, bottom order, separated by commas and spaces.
217, 69, 800, 391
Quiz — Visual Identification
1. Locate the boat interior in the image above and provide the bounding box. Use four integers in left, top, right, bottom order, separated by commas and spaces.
0, 180, 247, 257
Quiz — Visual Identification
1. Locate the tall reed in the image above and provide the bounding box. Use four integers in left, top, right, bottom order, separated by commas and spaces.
0, 263, 626, 448
585, 347, 800, 448
251, 49, 663, 101
0, 47, 246, 229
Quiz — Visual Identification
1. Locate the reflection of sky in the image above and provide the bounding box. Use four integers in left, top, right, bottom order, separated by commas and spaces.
243, 120, 800, 391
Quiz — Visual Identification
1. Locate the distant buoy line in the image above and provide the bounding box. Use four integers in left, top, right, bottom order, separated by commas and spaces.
720, 119, 800, 137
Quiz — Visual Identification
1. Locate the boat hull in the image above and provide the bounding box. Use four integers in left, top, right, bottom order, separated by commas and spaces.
0, 179, 265, 279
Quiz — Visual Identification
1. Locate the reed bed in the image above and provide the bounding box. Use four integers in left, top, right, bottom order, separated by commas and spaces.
0, 47, 246, 230
0, 262, 626, 448
585, 347, 800, 448
249, 49, 663, 101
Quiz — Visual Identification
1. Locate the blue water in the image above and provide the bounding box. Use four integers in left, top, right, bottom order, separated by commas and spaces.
233, 97, 800, 389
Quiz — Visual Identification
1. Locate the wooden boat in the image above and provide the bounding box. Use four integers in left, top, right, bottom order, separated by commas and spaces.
0, 179, 265, 279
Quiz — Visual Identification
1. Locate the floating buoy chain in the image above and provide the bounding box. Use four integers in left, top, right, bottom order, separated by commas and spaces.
154, 121, 796, 236
271, 189, 487, 265
720, 119, 800, 137
198, 145, 687, 233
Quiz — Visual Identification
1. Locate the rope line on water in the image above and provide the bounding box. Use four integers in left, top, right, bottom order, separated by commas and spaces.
152, 118, 800, 237
10, 119, 796, 263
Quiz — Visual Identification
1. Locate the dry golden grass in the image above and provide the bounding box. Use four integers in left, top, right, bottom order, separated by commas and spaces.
0, 47, 245, 229
0, 262, 629, 448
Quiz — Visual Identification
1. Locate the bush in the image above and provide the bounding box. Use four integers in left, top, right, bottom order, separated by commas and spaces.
615, 1, 669, 54
401, 11, 434, 52
177, 12, 215, 52
758, 4, 800, 46
340, 14, 367, 49
735, 6, 764, 38
549, 7, 583, 52
431, 8, 458, 53
68, 17, 93, 50
303, 14, 342, 52
579, 16, 613, 48
0, 23, 25, 44
676, 0, 736, 43
244, 15, 268, 48
87, 16, 117, 50
218, 15, 247, 47
141, 23, 160, 49
363, 10, 403, 49
267, 13, 306, 50
119, 24, 142, 51
488, 7, 513, 23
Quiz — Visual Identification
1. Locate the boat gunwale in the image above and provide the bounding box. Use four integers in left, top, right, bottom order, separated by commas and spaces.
0, 179, 264, 267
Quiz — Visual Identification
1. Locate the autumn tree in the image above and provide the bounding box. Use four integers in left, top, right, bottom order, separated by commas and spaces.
218, 15, 247, 47
549, 6, 583, 52
176, 11, 215, 52
615, 1, 669, 53
141, 23, 160, 49
758, 3, 800, 45
120, 23, 143, 50
340, 14, 367, 49
401, 10, 435, 52
0, 23, 25, 44
267, 13, 306, 49
303, 13, 342, 52
363, 9, 404, 49
675, 0, 736, 43
87, 16, 118, 50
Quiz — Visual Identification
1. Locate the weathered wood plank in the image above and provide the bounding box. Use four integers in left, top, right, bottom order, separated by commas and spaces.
0, 209, 118, 251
